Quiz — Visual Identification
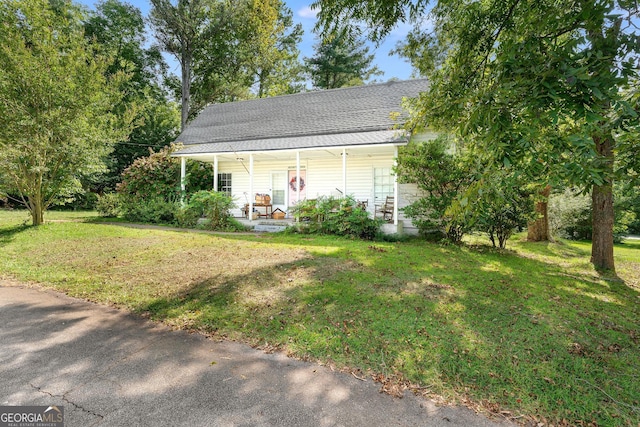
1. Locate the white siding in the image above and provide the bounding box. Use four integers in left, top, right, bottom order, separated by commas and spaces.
205, 151, 424, 234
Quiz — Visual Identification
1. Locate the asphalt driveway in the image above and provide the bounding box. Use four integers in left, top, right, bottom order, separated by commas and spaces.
0, 283, 511, 427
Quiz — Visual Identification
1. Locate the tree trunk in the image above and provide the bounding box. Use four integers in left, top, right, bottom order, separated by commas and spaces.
591, 134, 615, 271
527, 185, 551, 241
29, 196, 44, 226
180, 51, 192, 133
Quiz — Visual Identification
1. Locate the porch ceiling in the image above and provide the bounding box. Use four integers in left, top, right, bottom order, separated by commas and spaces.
179, 143, 403, 164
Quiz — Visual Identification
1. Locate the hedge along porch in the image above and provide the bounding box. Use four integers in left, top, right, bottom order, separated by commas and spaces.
172, 79, 431, 234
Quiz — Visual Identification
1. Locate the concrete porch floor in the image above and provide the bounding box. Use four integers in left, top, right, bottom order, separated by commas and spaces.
235, 216, 405, 235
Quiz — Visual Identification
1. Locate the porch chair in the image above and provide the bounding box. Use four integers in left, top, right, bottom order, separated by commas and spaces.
375, 196, 394, 222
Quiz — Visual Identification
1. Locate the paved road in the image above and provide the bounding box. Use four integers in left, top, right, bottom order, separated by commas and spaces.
0, 283, 511, 427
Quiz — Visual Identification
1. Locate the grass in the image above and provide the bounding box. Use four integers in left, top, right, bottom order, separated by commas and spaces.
0, 209, 638, 426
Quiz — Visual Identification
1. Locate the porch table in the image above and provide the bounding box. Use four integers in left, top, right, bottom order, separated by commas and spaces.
243, 203, 273, 218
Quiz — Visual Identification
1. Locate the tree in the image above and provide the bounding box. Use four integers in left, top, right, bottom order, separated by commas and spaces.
305, 32, 382, 89
191, 0, 305, 105
85, 0, 180, 192
473, 172, 536, 249
151, 0, 305, 129
0, 0, 130, 225
313, 0, 640, 271
251, 1, 305, 97
149, 0, 208, 131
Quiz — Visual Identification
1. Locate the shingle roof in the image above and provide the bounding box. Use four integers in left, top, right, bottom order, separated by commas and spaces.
175, 78, 428, 154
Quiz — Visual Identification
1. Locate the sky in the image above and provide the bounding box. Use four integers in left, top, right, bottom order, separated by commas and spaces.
76, 0, 415, 82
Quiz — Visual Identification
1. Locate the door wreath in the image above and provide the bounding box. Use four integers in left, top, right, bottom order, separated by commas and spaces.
289, 176, 305, 192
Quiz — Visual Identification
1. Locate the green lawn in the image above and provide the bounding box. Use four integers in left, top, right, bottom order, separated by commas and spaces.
1, 210, 638, 426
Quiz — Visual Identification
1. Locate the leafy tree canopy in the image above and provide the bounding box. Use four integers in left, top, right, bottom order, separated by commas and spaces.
85, 0, 180, 193
305, 32, 382, 89
0, 0, 132, 225
313, 0, 640, 270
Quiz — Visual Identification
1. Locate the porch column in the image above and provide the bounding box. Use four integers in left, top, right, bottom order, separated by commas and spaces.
342, 148, 347, 196
180, 157, 186, 205
393, 146, 399, 226
296, 151, 301, 203
249, 154, 254, 222
213, 155, 218, 191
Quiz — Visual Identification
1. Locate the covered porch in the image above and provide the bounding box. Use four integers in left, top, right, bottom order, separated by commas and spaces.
175, 142, 405, 232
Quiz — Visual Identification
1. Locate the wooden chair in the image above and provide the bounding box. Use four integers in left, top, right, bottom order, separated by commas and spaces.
356, 199, 368, 211
375, 196, 394, 221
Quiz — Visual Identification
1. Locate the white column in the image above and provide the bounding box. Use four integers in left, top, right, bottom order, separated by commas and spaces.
342, 148, 347, 197
249, 154, 254, 222
296, 151, 301, 203
180, 157, 186, 206
393, 146, 399, 226
213, 155, 218, 191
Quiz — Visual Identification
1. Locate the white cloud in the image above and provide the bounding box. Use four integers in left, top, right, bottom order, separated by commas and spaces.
298, 5, 318, 19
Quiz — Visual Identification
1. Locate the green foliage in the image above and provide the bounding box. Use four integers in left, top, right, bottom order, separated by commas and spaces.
396, 137, 475, 243
84, 0, 180, 193
117, 144, 212, 200
471, 173, 536, 249
550, 187, 636, 242
151, 0, 305, 128
549, 189, 592, 241
176, 190, 242, 231
117, 145, 182, 201
305, 32, 382, 89
313, 0, 640, 270
120, 196, 180, 224
117, 144, 213, 223
96, 193, 121, 218
0, 0, 131, 225
290, 196, 381, 239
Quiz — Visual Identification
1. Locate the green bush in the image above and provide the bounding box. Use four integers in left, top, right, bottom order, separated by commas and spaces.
120, 196, 180, 224
549, 187, 634, 243
471, 173, 536, 249
177, 190, 244, 231
96, 193, 121, 217
396, 137, 475, 243
291, 196, 381, 240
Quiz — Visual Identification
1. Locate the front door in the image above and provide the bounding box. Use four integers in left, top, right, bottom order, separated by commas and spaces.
270, 171, 288, 212
287, 169, 306, 204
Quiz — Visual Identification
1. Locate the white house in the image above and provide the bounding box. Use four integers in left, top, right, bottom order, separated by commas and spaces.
173, 79, 434, 234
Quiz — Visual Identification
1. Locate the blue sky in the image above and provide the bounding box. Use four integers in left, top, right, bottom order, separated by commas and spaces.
77, 0, 415, 82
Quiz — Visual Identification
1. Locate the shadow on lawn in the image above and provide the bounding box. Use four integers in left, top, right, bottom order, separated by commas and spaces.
0, 224, 31, 247
132, 235, 640, 425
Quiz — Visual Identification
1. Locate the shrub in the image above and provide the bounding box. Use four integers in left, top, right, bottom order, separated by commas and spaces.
549, 188, 592, 240
117, 144, 215, 225
396, 137, 476, 243
120, 196, 180, 224
96, 193, 121, 217
550, 187, 636, 243
177, 190, 243, 231
291, 196, 381, 239
472, 172, 536, 249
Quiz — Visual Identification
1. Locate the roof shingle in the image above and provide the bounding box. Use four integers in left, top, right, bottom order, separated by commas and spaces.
175, 79, 428, 153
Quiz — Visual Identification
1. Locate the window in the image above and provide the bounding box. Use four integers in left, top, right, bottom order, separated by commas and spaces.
217, 173, 232, 195
374, 168, 394, 204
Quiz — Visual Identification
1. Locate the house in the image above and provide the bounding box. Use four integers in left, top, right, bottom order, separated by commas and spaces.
173, 79, 434, 234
